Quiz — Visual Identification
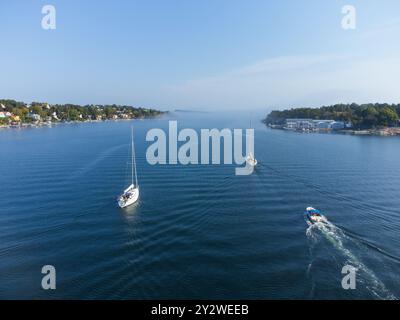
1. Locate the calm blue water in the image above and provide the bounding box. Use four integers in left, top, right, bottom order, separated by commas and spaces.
0, 112, 399, 300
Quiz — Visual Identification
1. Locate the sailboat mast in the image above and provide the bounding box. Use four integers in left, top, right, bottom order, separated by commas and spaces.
131, 126, 138, 187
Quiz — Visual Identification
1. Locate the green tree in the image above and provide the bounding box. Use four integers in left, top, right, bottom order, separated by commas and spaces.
378, 107, 398, 127
68, 109, 80, 121
362, 106, 378, 128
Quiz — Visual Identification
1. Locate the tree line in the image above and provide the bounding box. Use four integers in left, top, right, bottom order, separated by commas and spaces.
264, 103, 400, 129
0, 99, 165, 124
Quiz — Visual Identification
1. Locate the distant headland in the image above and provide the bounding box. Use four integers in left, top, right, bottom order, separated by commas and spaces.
264, 103, 400, 136
0, 99, 166, 129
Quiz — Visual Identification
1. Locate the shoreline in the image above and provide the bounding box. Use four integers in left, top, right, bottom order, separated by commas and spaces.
0, 99, 167, 131
266, 124, 400, 136
0, 116, 165, 131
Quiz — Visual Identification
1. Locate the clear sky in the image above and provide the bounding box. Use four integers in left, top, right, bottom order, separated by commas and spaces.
1, 0, 400, 110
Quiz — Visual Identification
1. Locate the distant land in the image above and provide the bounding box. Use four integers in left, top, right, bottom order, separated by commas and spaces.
0, 99, 165, 129
264, 103, 400, 136
174, 109, 210, 113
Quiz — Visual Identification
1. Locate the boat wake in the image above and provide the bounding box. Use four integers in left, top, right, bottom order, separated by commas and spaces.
306, 220, 397, 300
67, 144, 126, 181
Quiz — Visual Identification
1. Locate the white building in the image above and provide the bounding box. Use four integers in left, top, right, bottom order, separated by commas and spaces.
0, 111, 12, 118
28, 113, 41, 121
285, 119, 345, 130
285, 119, 314, 130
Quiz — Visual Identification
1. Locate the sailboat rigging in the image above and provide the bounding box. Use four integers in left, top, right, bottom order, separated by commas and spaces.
118, 127, 139, 208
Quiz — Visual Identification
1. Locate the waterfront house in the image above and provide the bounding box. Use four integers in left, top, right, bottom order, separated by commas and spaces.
314, 120, 332, 130
331, 121, 345, 130
10, 115, 20, 122
0, 112, 12, 118
315, 120, 345, 130
28, 113, 41, 121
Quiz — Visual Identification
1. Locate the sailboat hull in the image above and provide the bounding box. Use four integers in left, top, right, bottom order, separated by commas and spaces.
246, 155, 257, 167
118, 187, 139, 208
247, 159, 257, 166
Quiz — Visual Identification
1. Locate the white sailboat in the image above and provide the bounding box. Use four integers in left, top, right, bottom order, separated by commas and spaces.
118, 127, 139, 208
246, 120, 257, 167
246, 152, 258, 167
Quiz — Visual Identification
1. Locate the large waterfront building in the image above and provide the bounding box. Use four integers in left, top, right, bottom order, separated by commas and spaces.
285, 119, 345, 131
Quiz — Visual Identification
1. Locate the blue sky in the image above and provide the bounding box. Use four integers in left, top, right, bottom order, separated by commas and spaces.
1, 0, 400, 110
